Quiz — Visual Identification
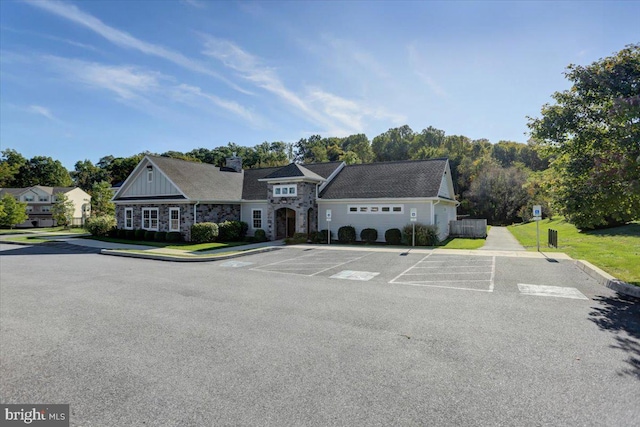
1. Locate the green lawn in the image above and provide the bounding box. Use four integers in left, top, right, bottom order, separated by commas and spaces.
84, 236, 247, 252
0, 226, 86, 235
4, 235, 51, 244
508, 218, 640, 286
438, 237, 486, 249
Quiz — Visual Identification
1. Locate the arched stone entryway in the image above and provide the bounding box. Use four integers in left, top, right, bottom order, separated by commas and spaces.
275, 208, 296, 239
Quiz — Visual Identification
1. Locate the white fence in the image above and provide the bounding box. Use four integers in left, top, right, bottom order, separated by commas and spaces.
449, 219, 487, 238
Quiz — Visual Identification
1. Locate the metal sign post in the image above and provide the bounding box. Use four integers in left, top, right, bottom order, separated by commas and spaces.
410, 208, 417, 247
533, 205, 542, 252
326, 209, 332, 245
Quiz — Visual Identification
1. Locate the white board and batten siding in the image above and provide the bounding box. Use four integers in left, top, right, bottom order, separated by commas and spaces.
118, 161, 182, 198
317, 200, 434, 242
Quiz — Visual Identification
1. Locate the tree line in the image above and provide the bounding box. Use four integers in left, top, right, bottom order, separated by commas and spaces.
2, 44, 637, 230
0, 131, 549, 225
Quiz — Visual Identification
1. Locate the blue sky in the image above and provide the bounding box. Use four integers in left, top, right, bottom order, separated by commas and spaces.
1, 1, 638, 169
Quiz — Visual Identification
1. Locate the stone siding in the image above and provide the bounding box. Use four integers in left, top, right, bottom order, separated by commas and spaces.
116, 203, 241, 241
265, 182, 318, 240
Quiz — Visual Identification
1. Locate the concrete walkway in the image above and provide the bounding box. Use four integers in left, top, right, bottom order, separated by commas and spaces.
480, 226, 526, 251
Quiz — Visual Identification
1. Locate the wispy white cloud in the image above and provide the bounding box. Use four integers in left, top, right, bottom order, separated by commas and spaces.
27, 105, 57, 121
25, 0, 251, 94
180, 0, 207, 9
203, 37, 313, 114
1, 25, 99, 51
47, 56, 161, 100
45, 56, 261, 126
407, 44, 449, 100
202, 37, 402, 135
307, 88, 405, 136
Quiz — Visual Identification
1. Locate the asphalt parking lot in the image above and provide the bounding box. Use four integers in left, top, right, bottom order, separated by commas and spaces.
1, 243, 639, 426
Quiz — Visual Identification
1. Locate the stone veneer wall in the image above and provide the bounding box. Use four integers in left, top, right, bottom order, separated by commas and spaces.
265, 182, 318, 240
116, 203, 241, 241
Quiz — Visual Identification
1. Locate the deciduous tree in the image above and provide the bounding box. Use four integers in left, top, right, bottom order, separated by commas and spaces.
0, 194, 28, 228
528, 44, 640, 229
52, 192, 75, 228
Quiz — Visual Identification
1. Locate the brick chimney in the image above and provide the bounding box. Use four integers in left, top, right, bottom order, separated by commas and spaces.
225, 153, 242, 172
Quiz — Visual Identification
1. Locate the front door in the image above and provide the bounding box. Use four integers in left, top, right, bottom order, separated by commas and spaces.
275, 208, 296, 239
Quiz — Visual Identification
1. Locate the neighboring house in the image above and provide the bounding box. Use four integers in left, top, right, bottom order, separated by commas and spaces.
0, 186, 91, 227
112, 155, 458, 242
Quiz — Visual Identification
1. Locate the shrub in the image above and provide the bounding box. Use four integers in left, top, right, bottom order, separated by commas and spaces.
385, 228, 402, 245
107, 227, 119, 238
166, 231, 182, 243
134, 229, 145, 240
315, 229, 333, 244
284, 232, 307, 245
117, 228, 127, 238
85, 215, 116, 237
217, 220, 245, 242
144, 230, 155, 241
191, 222, 219, 243
360, 228, 378, 244
154, 231, 167, 242
253, 228, 267, 242
239, 221, 249, 238
402, 223, 439, 246
125, 229, 135, 240
338, 225, 357, 244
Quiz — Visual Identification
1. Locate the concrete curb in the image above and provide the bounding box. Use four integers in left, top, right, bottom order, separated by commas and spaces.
575, 259, 640, 298
100, 246, 283, 262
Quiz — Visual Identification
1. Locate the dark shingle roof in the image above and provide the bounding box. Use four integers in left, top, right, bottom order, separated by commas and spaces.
319, 159, 448, 199
242, 162, 343, 200
242, 166, 282, 200
263, 163, 324, 181
121, 156, 244, 201
303, 162, 343, 179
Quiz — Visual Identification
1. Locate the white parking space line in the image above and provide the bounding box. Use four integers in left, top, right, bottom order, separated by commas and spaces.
399, 282, 494, 293
309, 253, 372, 276
390, 254, 495, 292
402, 272, 492, 276
388, 253, 434, 283
518, 284, 589, 300
250, 251, 372, 277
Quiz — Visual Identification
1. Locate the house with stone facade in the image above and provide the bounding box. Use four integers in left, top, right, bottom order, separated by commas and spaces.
112, 155, 458, 242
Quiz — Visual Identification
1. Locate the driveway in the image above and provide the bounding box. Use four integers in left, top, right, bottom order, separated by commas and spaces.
1, 244, 638, 426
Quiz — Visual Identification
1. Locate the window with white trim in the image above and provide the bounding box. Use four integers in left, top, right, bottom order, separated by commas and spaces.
41, 206, 51, 213
252, 209, 263, 229
124, 208, 133, 230
147, 170, 153, 183
24, 195, 34, 202
273, 184, 297, 197
39, 196, 48, 202
142, 208, 159, 230
169, 207, 180, 232
347, 204, 404, 214
26, 206, 33, 213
